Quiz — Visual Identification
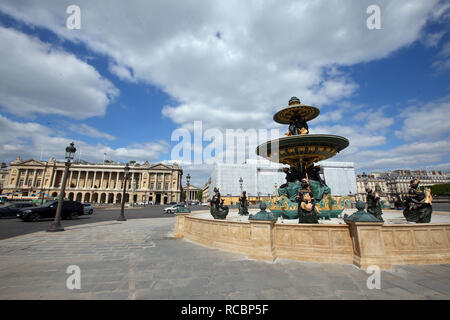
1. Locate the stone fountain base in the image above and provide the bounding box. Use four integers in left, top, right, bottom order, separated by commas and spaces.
173, 210, 450, 269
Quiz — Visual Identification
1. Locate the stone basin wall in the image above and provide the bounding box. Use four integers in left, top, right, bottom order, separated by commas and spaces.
173, 211, 450, 269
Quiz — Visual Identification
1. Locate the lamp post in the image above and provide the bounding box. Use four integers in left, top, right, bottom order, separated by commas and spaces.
186, 173, 191, 207
239, 177, 243, 194
47, 142, 76, 232
40, 160, 49, 205
117, 163, 130, 221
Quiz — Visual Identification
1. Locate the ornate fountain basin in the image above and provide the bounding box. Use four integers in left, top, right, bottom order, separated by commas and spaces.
266, 194, 353, 220
255, 134, 349, 166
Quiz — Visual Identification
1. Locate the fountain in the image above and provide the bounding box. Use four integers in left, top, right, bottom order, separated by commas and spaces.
174, 96, 450, 269
256, 97, 352, 220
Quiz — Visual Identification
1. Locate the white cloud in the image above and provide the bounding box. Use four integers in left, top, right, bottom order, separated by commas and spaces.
0, 26, 118, 119
69, 124, 116, 141
0, 0, 443, 129
395, 95, 450, 141
0, 115, 166, 163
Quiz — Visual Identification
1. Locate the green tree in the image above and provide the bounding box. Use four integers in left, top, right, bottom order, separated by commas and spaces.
430, 183, 450, 196
196, 190, 203, 201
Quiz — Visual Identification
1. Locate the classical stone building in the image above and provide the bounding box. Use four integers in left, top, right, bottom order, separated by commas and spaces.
184, 184, 202, 203
2, 157, 183, 204
0, 167, 9, 194
356, 169, 449, 203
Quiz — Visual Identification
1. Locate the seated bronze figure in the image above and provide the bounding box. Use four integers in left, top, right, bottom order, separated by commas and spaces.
210, 187, 229, 219
366, 187, 383, 220
403, 179, 432, 223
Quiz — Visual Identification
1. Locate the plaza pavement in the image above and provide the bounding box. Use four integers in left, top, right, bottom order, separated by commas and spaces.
0, 215, 450, 300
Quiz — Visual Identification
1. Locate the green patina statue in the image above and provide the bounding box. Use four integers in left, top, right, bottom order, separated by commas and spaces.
238, 191, 249, 216
249, 201, 276, 221
210, 187, 229, 219
175, 201, 191, 213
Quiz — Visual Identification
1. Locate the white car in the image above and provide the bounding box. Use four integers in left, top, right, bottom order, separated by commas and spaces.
83, 203, 94, 215
163, 203, 185, 214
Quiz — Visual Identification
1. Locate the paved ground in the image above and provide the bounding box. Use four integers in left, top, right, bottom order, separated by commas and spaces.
0, 217, 449, 300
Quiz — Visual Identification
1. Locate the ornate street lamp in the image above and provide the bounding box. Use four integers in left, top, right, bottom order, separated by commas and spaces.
117, 163, 130, 221
47, 142, 76, 232
239, 177, 243, 194
186, 173, 191, 207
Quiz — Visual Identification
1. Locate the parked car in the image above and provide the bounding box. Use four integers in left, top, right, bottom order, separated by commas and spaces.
169, 201, 177, 205
18, 200, 84, 222
201, 202, 209, 206
163, 203, 186, 214
0, 202, 36, 218
83, 203, 94, 215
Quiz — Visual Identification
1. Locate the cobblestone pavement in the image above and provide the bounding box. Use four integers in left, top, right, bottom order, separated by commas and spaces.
0, 218, 449, 300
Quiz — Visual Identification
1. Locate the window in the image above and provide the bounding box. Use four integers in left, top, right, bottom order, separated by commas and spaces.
150, 182, 154, 190
27, 179, 32, 186
150, 173, 156, 180
19, 179, 24, 187
165, 173, 170, 180
36, 179, 41, 187
164, 182, 169, 190
157, 183, 161, 190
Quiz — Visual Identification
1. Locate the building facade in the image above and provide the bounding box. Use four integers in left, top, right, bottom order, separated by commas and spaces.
202, 178, 210, 203
0, 167, 9, 194
183, 185, 202, 203
2, 157, 183, 204
356, 169, 450, 203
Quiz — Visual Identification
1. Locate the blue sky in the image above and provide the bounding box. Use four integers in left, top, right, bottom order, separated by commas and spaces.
0, 1, 449, 187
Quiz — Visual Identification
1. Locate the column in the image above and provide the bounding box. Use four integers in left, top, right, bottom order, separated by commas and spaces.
84, 171, 89, 189
52, 169, 57, 188
92, 171, 97, 188
131, 172, 135, 190
31, 169, 37, 187
108, 172, 112, 189
24, 169, 29, 187
115, 171, 119, 190
100, 171, 104, 189
68, 170, 73, 188
15, 169, 21, 187
76, 170, 81, 189
138, 173, 143, 190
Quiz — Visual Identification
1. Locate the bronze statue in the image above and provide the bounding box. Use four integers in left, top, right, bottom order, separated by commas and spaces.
366, 187, 383, 220
210, 187, 229, 219
287, 115, 309, 136
238, 191, 249, 216
296, 179, 319, 223
279, 167, 298, 188
403, 178, 432, 223
306, 165, 326, 186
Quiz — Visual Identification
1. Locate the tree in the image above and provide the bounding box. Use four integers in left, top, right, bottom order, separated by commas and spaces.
196, 190, 203, 201
430, 183, 450, 196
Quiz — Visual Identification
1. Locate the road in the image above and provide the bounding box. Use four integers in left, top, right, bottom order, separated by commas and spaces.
0, 205, 206, 240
